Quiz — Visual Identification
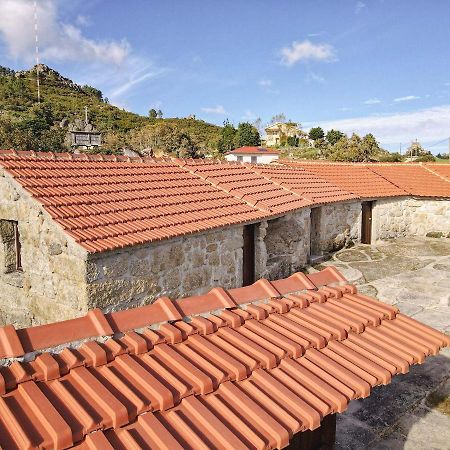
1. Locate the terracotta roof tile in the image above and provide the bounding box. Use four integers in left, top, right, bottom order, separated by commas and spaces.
0, 267, 448, 449
369, 164, 450, 197
0, 151, 265, 252
281, 161, 408, 198
251, 164, 359, 204
425, 163, 450, 179
177, 159, 312, 213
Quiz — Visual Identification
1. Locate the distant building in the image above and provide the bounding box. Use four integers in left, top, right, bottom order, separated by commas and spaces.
263, 122, 307, 147
225, 146, 280, 164
64, 108, 102, 150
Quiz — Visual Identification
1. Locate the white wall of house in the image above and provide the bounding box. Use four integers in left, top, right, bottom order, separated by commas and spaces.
225, 153, 279, 164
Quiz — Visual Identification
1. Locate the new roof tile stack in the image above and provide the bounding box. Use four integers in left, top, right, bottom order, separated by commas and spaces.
0, 267, 448, 450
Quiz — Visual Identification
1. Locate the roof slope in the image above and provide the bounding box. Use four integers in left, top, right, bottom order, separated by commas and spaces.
369, 164, 450, 197
177, 159, 311, 214
0, 267, 448, 450
281, 161, 408, 198
0, 151, 265, 253
424, 163, 450, 180
252, 164, 358, 204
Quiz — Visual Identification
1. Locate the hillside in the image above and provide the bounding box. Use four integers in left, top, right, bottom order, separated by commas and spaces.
0, 65, 222, 155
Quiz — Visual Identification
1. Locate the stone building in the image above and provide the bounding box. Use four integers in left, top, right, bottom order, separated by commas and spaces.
0, 150, 448, 327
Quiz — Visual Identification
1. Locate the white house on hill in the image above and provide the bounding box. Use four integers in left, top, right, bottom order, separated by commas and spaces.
225, 146, 280, 164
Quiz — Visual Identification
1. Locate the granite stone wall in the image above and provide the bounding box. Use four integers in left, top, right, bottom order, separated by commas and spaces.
373, 197, 450, 240
85, 226, 244, 312
255, 209, 311, 280
0, 170, 88, 328
310, 201, 361, 255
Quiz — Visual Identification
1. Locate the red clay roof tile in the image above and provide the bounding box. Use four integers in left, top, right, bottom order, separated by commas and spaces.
0, 267, 448, 449
281, 161, 408, 198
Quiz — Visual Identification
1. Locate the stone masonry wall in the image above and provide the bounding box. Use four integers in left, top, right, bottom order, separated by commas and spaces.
0, 170, 88, 328
85, 226, 244, 312
311, 201, 361, 254
373, 197, 450, 240
255, 209, 311, 280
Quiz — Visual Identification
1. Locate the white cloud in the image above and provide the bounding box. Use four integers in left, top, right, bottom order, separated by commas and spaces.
258, 79, 272, 87
75, 15, 90, 27
306, 72, 325, 83
109, 65, 165, 99
280, 40, 336, 66
393, 95, 420, 102
364, 98, 382, 105
307, 32, 323, 37
355, 1, 366, 13
0, 0, 129, 65
201, 105, 226, 115
318, 105, 450, 145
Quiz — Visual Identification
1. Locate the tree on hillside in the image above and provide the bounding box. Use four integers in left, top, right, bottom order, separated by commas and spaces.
309, 126, 325, 141
176, 132, 200, 158
157, 109, 163, 119
217, 120, 236, 154
326, 129, 345, 145
82, 85, 103, 100
270, 113, 286, 124
149, 108, 157, 119
234, 122, 260, 147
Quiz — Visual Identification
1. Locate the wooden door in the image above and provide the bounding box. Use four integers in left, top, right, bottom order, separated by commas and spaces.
243, 224, 255, 286
361, 201, 373, 244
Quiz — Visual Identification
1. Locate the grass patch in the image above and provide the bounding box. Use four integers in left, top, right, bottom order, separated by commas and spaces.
426, 391, 450, 416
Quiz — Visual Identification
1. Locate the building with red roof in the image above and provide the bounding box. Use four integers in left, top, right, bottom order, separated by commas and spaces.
0, 150, 448, 327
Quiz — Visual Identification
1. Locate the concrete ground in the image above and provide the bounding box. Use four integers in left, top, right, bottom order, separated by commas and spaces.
309, 237, 450, 450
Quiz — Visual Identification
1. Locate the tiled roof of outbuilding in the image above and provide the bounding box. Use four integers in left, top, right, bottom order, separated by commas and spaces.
0, 267, 448, 449
177, 159, 312, 214
425, 163, 450, 179
280, 161, 408, 198
0, 151, 266, 253
369, 164, 450, 197
251, 164, 358, 204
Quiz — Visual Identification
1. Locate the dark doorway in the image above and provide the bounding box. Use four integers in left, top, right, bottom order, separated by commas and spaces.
310, 207, 321, 257
243, 224, 255, 286
361, 201, 373, 244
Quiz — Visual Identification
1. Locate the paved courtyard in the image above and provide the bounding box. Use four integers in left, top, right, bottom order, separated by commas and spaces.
309, 237, 450, 450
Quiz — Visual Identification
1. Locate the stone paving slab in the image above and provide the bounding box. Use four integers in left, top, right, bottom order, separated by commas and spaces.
309, 237, 450, 449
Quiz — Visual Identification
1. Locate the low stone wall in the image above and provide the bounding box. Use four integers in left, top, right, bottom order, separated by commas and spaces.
255, 209, 311, 280
86, 226, 244, 312
0, 171, 88, 328
311, 201, 361, 255
373, 197, 450, 240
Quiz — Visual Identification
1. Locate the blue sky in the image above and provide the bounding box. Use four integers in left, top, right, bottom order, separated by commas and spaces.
1, 0, 450, 153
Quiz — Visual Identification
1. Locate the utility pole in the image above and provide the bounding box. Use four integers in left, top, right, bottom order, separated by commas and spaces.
84, 106, 88, 124
399, 143, 402, 155
33, 0, 41, 104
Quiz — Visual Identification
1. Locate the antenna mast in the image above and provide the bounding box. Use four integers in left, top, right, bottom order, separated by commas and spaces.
33, 0, 41, 104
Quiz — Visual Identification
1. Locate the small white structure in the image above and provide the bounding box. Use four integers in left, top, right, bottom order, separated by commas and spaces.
225, 146, 280, 164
